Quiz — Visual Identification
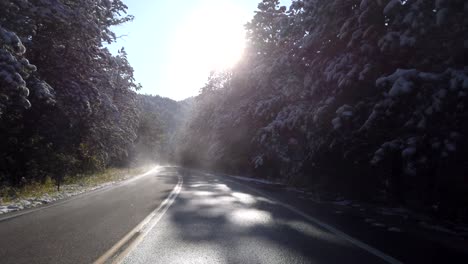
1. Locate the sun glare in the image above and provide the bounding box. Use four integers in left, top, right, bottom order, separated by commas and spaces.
176, 3, 246, 70
166, 1, 248, 99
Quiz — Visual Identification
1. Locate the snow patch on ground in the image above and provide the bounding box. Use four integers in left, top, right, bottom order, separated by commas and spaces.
231, 175, 282, 186
331, 200, 353, 206
378, 207, 410, 218
419, 222, 459, 236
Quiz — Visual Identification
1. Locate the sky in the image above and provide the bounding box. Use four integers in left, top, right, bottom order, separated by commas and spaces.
109, 0, 291, 101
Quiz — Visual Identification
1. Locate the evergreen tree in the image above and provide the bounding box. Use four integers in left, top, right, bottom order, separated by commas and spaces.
178, 0, 468, 221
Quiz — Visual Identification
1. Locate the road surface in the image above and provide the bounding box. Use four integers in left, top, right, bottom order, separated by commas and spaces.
1, 166, 466, 263
0, 166, 178, 264
121, 168, 392, 264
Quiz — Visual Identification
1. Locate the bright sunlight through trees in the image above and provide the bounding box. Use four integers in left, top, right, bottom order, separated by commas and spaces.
167, 2, 248, 99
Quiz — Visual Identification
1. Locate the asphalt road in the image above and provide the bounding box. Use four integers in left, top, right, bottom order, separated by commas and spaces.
121, 169, 392, 264
0, 166, 178, 264
5, 166, 460, 263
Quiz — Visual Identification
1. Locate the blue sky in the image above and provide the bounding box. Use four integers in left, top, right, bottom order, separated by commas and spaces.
109, 0, 291, 101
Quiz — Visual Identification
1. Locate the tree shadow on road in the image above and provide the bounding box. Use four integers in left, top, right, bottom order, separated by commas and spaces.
161, 168, 385, 264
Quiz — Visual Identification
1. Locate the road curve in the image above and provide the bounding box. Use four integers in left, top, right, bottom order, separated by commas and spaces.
121, 169, 391, 264
0, 166, 178, 264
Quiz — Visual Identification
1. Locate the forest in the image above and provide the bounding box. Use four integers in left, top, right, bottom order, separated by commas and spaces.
176, 0, 468, 221
0, 0, 172, 188
1, 0, 467, 223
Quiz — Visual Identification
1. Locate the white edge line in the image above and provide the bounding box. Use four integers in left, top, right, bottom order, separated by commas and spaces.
94, 173, 183, 264
222, 177, 403, 264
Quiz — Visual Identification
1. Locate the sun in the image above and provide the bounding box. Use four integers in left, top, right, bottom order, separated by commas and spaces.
174, 2, 246, 71
165, 1, 249, 99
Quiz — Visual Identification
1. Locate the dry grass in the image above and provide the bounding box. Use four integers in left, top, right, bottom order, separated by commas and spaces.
0, 165, 154, 204
63, 165, 151, 187
0, 178, 56, 203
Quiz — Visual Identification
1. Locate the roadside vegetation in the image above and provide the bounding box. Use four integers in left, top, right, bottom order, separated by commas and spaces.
0, 165, 152, 205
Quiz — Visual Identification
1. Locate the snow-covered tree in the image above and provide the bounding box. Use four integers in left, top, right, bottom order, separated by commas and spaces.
0, 0, 141, 185
179, 0, 468, 220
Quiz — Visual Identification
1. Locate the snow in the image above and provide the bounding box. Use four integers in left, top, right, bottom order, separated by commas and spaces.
449, 69, 468, 91
377, 207, 410, 217
388, 77, 414, 97
336, 104, 353, 115
420, 222, 458, 235
342, 111, 353, 117
418, 72, 442, 81
383, 0, 402, 15
359, 0, 370, 10
0, 27, 26, 55
371, 148, 385, 164
332, 105, 355, 130
31, 79, 56, 104
376, 69, 418, 92
332, 200, 352, 206
332, 117, 342, 129
401, 147, 416, 159
230, 175, 281, 186
359, 64, 372, 80
325, 97, 335, 104
0, 206, 9, 214
253, 155, 264, 168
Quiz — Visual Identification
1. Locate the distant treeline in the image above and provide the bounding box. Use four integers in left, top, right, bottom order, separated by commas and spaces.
176, 0, 468, 221
0, 1, 174, 188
